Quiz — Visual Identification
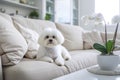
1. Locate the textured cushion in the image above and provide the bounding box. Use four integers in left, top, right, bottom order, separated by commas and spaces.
4, 59, 68, 80
0, 13, 28, 66
13, 21, 40, 59
65, 50, 100, 73
56, 23, 84, 50
12, 16, 56, 34
83, 30, 103, 49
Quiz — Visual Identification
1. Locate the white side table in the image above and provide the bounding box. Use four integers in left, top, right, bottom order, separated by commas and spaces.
53, 66, 120, 80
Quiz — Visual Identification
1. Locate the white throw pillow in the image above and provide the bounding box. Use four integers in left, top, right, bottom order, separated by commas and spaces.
0, 13, 28, 66
14, 21, 40, 59
83, 30, 103, 49
56, 23, 84, 50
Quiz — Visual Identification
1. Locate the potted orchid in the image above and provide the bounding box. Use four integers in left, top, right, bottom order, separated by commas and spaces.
82, 13, 120, 70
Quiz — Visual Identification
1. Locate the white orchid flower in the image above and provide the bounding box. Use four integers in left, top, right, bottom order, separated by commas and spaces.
81, 16, 90, 25
81, 13, 104, 26
112, 15, 120, 24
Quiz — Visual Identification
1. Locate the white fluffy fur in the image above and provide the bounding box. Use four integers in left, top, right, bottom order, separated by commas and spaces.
37, 28, 71, 66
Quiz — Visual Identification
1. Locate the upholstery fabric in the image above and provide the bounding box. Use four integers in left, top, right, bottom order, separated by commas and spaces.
4, 59, 68, 80
83, 30, 103, 49
0, 13, 28, 66
55, 23, 84, 51
13, 21, 40, 59
64, 50, 100, 73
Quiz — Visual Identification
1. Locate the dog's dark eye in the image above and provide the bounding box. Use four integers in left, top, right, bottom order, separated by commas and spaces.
52, 36, 55, 38
46, 36, 49, 39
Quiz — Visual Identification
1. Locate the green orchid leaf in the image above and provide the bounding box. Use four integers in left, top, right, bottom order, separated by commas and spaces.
106, 40, 114, 54
93, 43, 107, 55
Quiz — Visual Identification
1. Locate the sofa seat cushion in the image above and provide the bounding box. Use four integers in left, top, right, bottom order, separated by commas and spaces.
3, 59, 68, 80
4, 50, 100, 80
65, 50, 100, 73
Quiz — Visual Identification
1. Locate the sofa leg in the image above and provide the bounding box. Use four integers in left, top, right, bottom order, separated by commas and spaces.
0, 56, 3, 80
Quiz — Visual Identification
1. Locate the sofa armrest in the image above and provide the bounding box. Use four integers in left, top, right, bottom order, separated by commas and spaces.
0, 56, 3, 80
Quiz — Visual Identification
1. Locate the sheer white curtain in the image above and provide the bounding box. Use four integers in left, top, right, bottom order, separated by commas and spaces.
95, 0, 119, 23
55, 0, 72, 24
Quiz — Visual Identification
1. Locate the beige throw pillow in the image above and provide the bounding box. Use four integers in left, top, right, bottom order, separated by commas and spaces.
83, 30, 103, 49
0, 13, 28, 66
14, 21, 40, 59
56, 23, 84, 51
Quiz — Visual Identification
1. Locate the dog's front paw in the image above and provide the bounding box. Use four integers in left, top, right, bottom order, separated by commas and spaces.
64, 55, 71, 61
48, 59, 54, 63
40, 57, 53, 63
55, 58, 64, 66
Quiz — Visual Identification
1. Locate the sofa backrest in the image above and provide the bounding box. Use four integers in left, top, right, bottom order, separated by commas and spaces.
12, 16, 56, 34
12, 16, 85, 51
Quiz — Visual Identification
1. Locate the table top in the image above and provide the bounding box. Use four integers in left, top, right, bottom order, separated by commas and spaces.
53, 66, 120, 80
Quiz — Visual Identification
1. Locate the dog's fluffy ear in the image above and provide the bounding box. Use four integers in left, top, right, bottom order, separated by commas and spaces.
56, 30, 65, 44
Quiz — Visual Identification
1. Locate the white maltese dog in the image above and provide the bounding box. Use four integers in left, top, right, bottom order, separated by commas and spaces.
37, 28, 71, 66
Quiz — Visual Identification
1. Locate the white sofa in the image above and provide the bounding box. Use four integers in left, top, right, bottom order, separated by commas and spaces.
0, 13, 119, 80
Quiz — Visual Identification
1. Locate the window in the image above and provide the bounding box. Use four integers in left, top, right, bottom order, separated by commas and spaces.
55, 0, 71, 24
95, 0, 119, 23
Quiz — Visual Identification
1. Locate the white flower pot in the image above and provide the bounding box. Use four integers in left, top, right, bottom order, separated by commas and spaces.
97, 55, 119, 70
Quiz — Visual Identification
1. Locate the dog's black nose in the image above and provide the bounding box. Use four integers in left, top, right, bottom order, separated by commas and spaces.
49, 39, 53, 42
